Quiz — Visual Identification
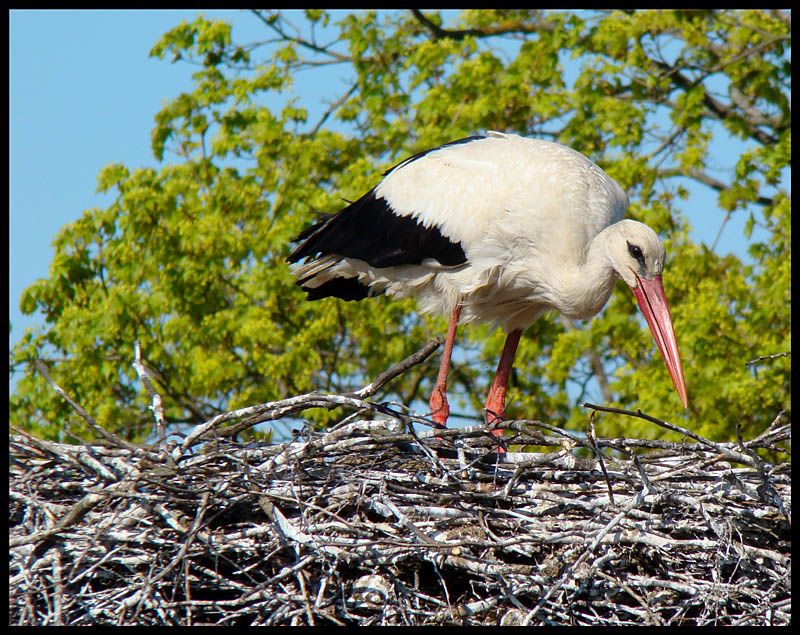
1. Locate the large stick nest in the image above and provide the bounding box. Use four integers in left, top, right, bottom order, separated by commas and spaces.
9, 343, 791, 626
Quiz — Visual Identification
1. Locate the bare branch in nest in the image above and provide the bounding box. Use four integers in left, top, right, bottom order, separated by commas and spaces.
132, 339, 168, 446
582, 402, 763, 469
10, 342, 792, 626
172, 337, 443, 457
33, 360, 140, 452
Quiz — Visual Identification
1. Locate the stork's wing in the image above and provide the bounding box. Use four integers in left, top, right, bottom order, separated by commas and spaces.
288, 188, 467, 269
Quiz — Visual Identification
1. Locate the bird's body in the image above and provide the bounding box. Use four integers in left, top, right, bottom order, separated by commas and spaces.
291, 133, 631, 331
289, 132, 688, 444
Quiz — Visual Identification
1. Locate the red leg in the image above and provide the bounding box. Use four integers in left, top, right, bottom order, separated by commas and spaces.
484, 329, 522, 452
429, 305, 462, 428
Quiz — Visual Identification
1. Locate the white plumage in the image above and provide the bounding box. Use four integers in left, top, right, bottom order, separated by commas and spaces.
289, 131, 688, 446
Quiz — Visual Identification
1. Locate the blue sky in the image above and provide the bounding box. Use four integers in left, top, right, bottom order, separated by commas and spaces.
9, 10, 777, 398
10, 10, 255, 350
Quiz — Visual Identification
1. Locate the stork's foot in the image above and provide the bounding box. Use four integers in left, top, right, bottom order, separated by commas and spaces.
485, 409, 507, 454
429, 387, 450, 429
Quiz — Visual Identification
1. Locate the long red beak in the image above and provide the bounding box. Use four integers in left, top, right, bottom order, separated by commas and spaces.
631, 275, 688, 408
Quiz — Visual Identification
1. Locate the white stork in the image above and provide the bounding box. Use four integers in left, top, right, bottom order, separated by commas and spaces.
288, 131, 688, 446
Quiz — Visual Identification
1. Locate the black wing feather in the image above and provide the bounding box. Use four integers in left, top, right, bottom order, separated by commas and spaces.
288, 189, 467, 268
288, 136, 483, 301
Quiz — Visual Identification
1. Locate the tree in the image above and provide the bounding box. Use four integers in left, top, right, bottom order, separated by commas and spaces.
11, 9, 790, 444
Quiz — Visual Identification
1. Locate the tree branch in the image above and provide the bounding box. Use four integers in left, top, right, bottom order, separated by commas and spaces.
410, 9, 554, 40
657, 167, 775, 207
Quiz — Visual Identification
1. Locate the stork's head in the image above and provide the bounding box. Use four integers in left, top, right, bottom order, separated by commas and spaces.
604, 220, 666, 289
606, 220, 688, 408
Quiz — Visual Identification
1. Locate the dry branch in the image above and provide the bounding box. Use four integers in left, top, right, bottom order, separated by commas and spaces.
9, 346, 791, 626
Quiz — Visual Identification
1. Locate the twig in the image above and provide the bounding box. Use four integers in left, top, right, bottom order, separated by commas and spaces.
525, 488, 652, 624
587, 411, 615, 505
581, 402, 759, 468
132, 340, 168, 446
34, 360, 138, 451
347, 338, 441, 399
177, 339, 442, 457
745, 351, 791, 366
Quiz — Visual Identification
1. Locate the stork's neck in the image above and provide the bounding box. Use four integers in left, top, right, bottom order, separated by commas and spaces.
551, 227, 619, 320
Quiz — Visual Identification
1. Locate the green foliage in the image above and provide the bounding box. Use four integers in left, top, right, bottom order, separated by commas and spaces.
11, 10, 790, 444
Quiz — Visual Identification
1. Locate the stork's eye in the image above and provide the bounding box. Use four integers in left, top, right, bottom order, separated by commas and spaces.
627, 242, 645, 267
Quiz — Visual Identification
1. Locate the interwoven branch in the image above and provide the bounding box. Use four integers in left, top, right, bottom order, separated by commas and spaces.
10, 419, 790, 625
10, 343, 791, 626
